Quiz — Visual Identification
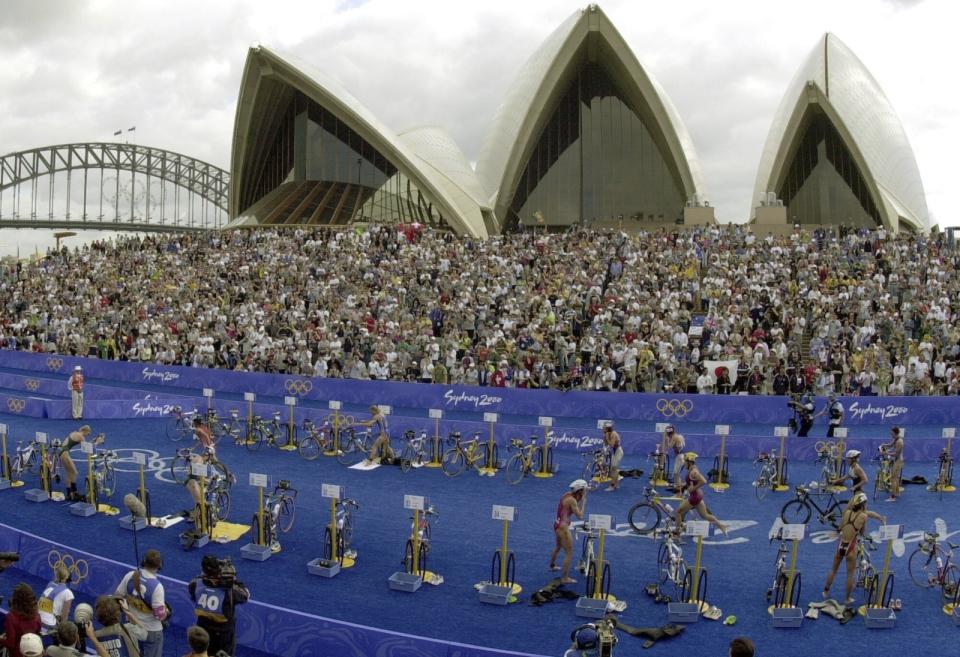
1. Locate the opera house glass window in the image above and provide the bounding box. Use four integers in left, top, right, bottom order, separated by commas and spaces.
509, 63, 685, 228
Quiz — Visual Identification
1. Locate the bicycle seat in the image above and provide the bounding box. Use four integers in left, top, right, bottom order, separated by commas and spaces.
278, 479, 291, 489
949, 543, 959, 551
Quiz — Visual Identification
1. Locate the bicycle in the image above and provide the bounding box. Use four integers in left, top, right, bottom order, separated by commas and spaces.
299, 419, 331, 461
399, 430, 428, 472
209, 409, 243, 445
402, 505, 438, 576
504, 436, 541, 485
336, 428, 373, 466
656, 531, 691, 602
322, 498, 360, 564
9, 440, 41, 482
89, 449, 119, 502
767, 529, 802, 607
251, 480, 297, 552
246, 412, 290, 452
205, 470, 231, 522
873, 449, 896, 501
908, 531, 960, 604
649, 444, 671, 485
814, 441, 843, 493
753, 450, 782, 501
854, 536, 879, 598
442, 431, 485, 477
170, 447, 231, 486
779, 485, 848, 529
166, 406, 197, 441
45, 439, 63, 484
582, 446, 611, 485
930, 448, 955, 500
626, 487, 681, 535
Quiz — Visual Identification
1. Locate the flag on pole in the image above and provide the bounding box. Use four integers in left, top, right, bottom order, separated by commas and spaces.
127, 127, 136, 132
113, 130, 122, 136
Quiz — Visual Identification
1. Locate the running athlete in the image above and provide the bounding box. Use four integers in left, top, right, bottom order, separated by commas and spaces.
60, 425, 105, 501
822, 492, 884, 604
665, 425, 685, 493
880, 427, 904, 502
358, 405, 394, 465
549, 479, 589, 584
831, 449, 868, 494
603, 423, 623, 492
675, 452, 728, 534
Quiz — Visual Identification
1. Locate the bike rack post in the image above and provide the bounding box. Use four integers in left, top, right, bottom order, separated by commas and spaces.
180, 462, 210, 549
771, 523, 804, 627
0, 423, 11, 490
24, 432, 50, 502
938, 428, 956, 493
241, 472, 272, 561
710, 425, 730, 491
833, 428, 848, 487
202, 388, 214, 427
120, 452, 150, 531
479, 505, 521, 604
479, 414, 499, 476
282, 396, 298, 451
69, 442, 97, 517
325, 401, 342, 456
309, 483, 354, 576
533, 416, 554, 478
577, 514, 615, 617
653, 423, 671, 486
666, 521, 709, 622
243, 392, 256, 443
862, 524, 901, 627
389, 494, 428, 592
426, 409, 444, 468
773, 426, 790, 492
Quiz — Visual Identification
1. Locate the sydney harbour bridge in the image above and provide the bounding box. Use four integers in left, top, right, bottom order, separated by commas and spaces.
0, 142, 229, 232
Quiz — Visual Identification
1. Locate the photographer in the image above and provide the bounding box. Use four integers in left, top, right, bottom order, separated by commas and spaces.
188, 555, 250, 657
93, 595, 147, 657
47, 621, 110, 657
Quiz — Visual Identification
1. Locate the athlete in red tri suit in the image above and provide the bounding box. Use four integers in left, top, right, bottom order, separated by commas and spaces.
674, 452, 728, 535
549, 479, 588, 584
823, 492, 884, 604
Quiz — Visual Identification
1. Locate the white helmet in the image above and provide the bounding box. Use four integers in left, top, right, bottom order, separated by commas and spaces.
845, 449, 861, 459
853, 492, 868, 506
569, 479, 588, 492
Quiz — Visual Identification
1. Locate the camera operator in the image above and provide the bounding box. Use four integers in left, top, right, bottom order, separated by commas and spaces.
93, 595, 147, 657
46, 621, 110, 657
115, 549, 166, 657
188, 555, 249, 657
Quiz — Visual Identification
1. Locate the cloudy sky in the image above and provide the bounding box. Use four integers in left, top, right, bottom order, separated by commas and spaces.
0, 0, 955, 254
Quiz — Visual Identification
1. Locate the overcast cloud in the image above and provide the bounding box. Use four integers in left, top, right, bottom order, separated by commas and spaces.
0, 0, 955, 255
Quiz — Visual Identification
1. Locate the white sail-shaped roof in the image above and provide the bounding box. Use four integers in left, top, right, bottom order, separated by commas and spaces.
230, 46, 488, 237
753, 33, 928, 232
475, 5, 705, 229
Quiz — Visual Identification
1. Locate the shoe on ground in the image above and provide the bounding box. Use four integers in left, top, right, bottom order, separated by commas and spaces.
884, 497, 897, 503
604, 486, 617, 492
548, 565, 561, 572
270, 541, 282, 553
560, 577, 577, 585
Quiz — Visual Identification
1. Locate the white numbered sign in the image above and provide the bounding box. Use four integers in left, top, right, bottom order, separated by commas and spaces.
685, 520, 710, 537
429, 409, 443, 419
133, 452, 147, 466
781, 524, 805, 541
379, 405, 392, 415
191, 463, 209, 478
833, 427, 848, 439
774, 426, 789, 437
597, 419, 613, 430
285, 396, 297, 406
714, 425, 730, 436
328, 400, 342, 410
80, 442, 94, 455
248, 473, 268, 488
588, 514, 613, 531
655, 423, 670, 433
404, 494, 425, 511
492, 505, 516, 522
943, 428, 956, 439
35, 432, 47, 444
538, 416, 553, 427
244, 392, 256, 402
321, 484, 342, 500
877, 525, 903, 541
0, 423, 7, 434
202, 388, 214, 398
483, 412, 498, 423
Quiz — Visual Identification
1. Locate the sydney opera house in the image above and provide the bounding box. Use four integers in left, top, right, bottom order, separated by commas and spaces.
227, 5, 928, 236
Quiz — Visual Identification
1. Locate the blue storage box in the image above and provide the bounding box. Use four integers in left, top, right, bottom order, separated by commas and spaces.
388, 571, 422, 592
772, 606, 803, 628
118, 515, 148, 531
478, 584, 513, 606
240, 543, 273, 562
307, 557, 341, 577
69, 501, 97, 517
667, 602, 700, 623
864, 607, 896, 629
576, 596, 609, 618
24, 488, 49, 502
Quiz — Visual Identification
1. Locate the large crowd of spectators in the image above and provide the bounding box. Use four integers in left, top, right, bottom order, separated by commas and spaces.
1, 223, 958, 396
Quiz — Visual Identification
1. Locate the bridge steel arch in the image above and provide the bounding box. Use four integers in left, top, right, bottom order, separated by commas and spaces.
0, 142, 230, 232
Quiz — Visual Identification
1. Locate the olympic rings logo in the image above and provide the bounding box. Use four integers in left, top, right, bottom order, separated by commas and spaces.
48, 549, 89, 583
25, 379, 40, 392
46, 357, 64, 371
655, 399, 693, 417
284, 379, 313, 396
7, 398, 26, 413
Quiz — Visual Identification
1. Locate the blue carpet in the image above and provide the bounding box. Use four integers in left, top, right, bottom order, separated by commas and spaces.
1, 412, 959, 657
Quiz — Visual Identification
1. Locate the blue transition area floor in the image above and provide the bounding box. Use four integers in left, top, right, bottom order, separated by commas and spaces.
1, 413, 959, 657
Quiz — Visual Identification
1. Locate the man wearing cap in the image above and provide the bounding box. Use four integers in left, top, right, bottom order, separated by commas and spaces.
549, 479, 589, 585
17, 634, 45, 657
815, 394, 844, 438
68, 365, 84, 420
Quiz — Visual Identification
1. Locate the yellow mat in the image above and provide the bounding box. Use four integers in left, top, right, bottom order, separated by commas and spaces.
97, 504, 120, 516
211, 521, 251, 543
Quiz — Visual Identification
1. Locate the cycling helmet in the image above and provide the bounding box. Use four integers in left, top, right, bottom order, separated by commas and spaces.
683, 451, 698, 462
845, 449, 861, 459
853, 492, 868, 506
569, 479, 589, 492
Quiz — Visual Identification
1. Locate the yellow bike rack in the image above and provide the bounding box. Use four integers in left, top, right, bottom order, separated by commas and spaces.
426, 409, 444, 468
652, 423, 671, 487
479, 414, 499, 476
243, 392, 256, 444
24, 432, 51, 502
576, 514, 616, 618
478, 505, 521, 604
0, 423, 12, 490
938, 428, 956, 493
532, 416, 554, 478
241, 473, 273, 561
770, 523, 804, 627
709, 425, 730, 491
282, 396, 298, 451
324, 401, 343, 456
773, 426, 790, 492
69, 442, 98, 517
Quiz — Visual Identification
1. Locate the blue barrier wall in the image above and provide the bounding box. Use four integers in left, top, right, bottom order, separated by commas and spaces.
0, 523, 543, 657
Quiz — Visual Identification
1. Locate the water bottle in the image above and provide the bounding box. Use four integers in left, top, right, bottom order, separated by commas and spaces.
937, 555, 944, 569
664, 503, 675, 514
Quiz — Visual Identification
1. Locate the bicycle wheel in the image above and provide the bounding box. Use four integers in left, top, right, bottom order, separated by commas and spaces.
582, 459, 598, 483
627, 502, 662, 534
400, 445, 415, 473
755, 468, 770, 501
251, 511, 272, 546
505, 453, 527, 485
170, 454, 190, 485
823, 498, 849, 529
274, 422, 292, 448
246, 426, 265, 452
100, 465, 117, 499
941, 564, 959, 604
908, 548, 938, 588
323, 526, 345, 564
873, 471, 882, 501
341, 512, 354, 549
299, 436, 321, 461
166, 417, 187, 441
10, 455, 23, 482
657, 543, 671, 583
337, 439, 365, 466
215, 490, 230, 521
780, 500, 812, 525
278, 496, 296, 533
27, 448, 41, 474
442, 448, 465, 477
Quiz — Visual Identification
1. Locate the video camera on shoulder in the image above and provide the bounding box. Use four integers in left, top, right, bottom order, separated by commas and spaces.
201, 554, 238, 586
